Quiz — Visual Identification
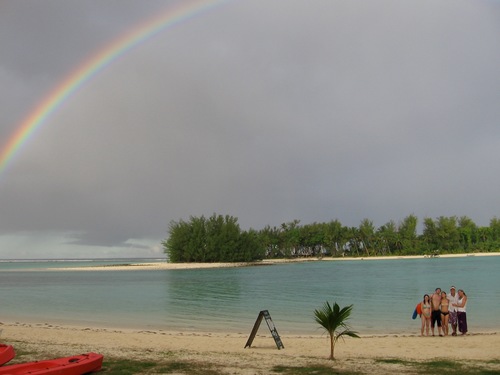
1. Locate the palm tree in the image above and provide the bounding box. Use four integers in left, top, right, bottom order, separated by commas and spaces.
314, 301, 360, 360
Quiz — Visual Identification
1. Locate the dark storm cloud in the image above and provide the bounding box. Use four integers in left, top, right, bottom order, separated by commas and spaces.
0, 0, 499, 257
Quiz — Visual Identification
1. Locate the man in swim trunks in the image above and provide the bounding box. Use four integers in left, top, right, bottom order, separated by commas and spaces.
430, 287, 443, 336
448, 286, 459, 336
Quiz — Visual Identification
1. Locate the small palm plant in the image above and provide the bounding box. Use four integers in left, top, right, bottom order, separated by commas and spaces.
314, 301, 360, 360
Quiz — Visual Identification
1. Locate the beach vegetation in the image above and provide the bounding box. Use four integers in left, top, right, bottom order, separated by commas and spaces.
420, 359, 466, 373
163, 213, 500, 262
101, 358, 156, 374
7, 340, 500, 375
272, 364, 360, 374
163, 214, 264, 262
375, 358, 411, 365
100, 357, 221, 374
314, 301, 360, 360
373, 358, 500, 374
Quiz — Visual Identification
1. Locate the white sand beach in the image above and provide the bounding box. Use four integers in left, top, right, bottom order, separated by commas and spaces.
53, 252, 500, 271
2, 322, 499, 374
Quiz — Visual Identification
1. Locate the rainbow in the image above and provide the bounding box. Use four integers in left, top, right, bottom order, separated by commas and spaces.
0, 0, 231, 177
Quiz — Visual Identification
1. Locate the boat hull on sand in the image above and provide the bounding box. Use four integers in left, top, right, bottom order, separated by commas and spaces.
0, 352, 103, 375
0, 344, 15, 366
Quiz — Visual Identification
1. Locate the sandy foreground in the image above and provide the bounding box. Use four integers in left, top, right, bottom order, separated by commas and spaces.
1, 322, 499, 374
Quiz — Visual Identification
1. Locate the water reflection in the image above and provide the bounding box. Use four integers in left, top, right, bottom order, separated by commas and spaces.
163, 268, 246, 331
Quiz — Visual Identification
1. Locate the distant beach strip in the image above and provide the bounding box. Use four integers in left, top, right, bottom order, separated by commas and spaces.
52, 252, 500, 271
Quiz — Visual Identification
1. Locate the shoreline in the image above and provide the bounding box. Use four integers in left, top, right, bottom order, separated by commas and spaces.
51, 252, 500, 271
2, 322, 499, 374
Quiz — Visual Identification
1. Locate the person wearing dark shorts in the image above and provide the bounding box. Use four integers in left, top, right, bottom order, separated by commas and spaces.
431, 310, 442, 333
431, 287, 444, 336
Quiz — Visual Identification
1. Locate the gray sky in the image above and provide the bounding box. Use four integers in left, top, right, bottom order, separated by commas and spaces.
1, 0, 499, 259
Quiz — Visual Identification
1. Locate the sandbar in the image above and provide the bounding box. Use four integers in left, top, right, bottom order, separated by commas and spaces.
53, 252, 500, 271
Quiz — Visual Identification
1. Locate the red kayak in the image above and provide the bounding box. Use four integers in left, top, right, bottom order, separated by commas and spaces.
0, 352, 103, 374
0, 344, 15, 366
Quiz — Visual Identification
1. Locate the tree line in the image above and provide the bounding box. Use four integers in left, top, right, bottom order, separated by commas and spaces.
163, 213, 500, 262
163, 214, 264, 262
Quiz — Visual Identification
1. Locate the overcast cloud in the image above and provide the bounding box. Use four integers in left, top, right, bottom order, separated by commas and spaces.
1, 0, 499, 259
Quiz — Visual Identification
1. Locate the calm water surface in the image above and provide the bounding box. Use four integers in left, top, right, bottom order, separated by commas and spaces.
0, 256, 498, 335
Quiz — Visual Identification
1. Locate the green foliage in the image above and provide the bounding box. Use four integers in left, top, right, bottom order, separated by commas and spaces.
101, 358, 157, 374
100, 357, 221, 374
163, 214, 264, 263
423, 216, 462, 253
375, 358, 412, 365
373, 358, 500, 374
358, 219, 375, 256
314, 301, 360, 360
272, 364, 359, 374
163, 214, 500, 262
490, 217, 500, 242
421, 359, 465, 372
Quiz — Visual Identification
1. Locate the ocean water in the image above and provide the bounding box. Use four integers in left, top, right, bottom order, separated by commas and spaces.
0, 256, 498, 336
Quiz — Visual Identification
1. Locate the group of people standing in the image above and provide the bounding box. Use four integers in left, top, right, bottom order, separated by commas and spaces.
418, 286, 468, 336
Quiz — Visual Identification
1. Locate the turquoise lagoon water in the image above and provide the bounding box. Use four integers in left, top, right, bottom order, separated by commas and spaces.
0, 256, 498, 335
